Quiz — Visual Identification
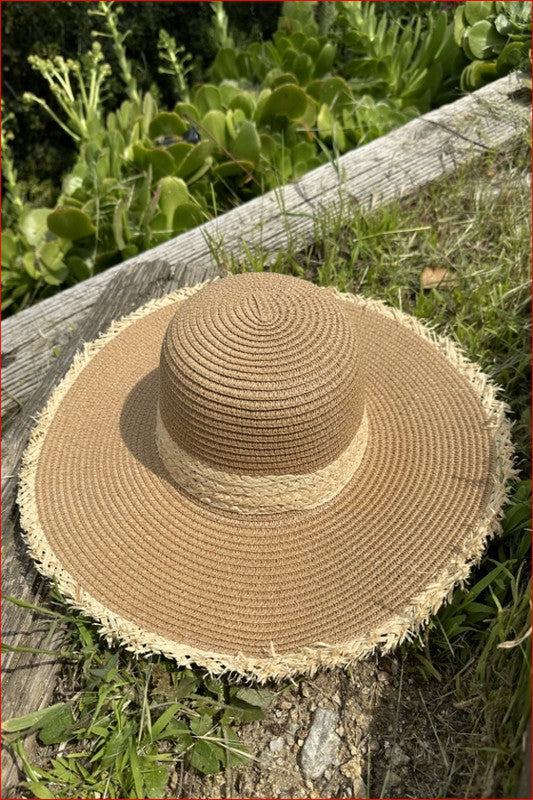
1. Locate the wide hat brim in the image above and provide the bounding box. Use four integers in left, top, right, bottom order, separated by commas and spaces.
18, 281, 514, 681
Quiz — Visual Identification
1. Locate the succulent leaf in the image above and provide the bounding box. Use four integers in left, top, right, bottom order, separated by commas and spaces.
464, 2, 495, 25
465, 19, 506, 59
232, 120, 261, 164
258, 84, 308, 123
149, 112, 188, 140
47, 208, 96, 240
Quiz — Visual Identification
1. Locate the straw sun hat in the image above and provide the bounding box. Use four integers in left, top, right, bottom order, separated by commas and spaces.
19, 272, 514, 681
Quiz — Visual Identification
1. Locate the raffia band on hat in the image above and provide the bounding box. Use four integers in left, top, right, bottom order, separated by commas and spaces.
156, 406, 369, 513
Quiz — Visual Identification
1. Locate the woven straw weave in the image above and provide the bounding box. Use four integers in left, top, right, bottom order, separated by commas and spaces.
18, 272, 514, 680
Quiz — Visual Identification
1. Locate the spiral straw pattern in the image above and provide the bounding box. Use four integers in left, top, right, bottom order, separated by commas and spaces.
17, 273, 514, 680
157, 273, 367, 511
159, 273, 365, 474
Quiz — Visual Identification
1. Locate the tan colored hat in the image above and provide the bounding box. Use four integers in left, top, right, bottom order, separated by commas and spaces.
19, 272, 514, 681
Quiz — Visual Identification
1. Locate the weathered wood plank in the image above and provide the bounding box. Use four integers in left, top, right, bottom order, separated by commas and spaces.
2, 74, 529, 424
1, 259, 218, 795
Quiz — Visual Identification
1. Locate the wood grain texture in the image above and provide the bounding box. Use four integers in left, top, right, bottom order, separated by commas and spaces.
1, 259, 218, 795
3, 74, 529, 425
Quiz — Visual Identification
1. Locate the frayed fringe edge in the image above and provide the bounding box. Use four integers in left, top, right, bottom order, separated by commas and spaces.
17, 280, 516, 683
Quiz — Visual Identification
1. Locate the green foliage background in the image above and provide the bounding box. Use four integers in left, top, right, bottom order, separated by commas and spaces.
2, 1, 281, 185
2, 1, 529, 315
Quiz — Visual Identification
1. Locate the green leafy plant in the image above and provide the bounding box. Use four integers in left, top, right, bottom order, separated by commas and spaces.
210, 0, 234, 51
2, 4, 206, 313
2, 44, 117, 312
23, 44, 112, 143
336, 1, 465, 113
3, 1, 506, 316
208, 2, 427, 163
2, 106, 26, 228
158, 29, 192, 102
2, 594, 274, 798
210, 1, 465, 158
454, 1, 531, 90
2, 112, 73, 311
2, 1, 334, 313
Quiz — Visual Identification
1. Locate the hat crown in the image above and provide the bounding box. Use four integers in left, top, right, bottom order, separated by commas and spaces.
158, 272, 365, 476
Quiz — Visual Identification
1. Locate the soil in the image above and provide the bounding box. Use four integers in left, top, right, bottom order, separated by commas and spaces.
6, 642, 518, 799
177, 653, 475, 799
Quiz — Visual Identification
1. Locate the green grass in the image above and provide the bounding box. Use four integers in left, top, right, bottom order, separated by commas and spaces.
3, 136, 530, 798
3, 591, 276, 798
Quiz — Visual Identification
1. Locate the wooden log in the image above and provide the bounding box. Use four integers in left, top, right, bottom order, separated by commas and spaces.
2, 74, 529, 425
1, 259, 218, 794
